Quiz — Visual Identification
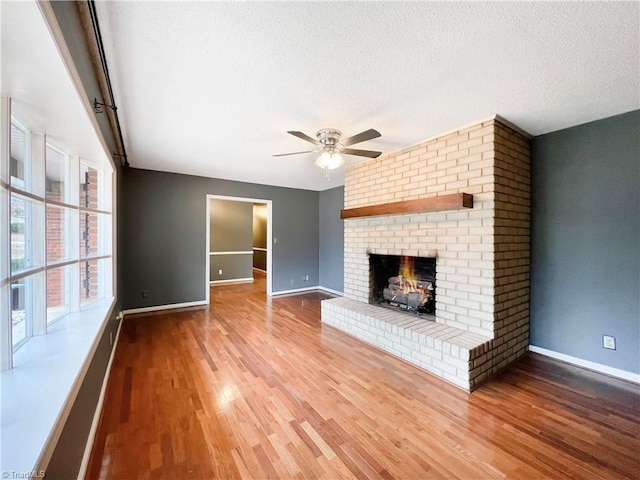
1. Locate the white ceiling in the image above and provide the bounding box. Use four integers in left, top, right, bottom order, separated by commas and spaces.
96, 1, 639, 191
1, 1, 111, 173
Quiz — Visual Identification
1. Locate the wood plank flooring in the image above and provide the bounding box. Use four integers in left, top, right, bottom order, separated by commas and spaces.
86, 272, 640, 479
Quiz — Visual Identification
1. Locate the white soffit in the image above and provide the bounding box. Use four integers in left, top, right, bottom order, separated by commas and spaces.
96, 1, 639, 191
1, 1, 110, 171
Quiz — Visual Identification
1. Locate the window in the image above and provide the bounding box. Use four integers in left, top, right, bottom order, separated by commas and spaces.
11, 276, 31, 349
1, 111, 113, 368
11, 193, 45, 273
80, 163, 100, 209
8, 119, 46, 354
45, 144, 72, 204
80, 258, 112, 307
79, 160, 112, 307
46, 264, 74, 324
46, 205, 78, 264
10, 120, 29, 191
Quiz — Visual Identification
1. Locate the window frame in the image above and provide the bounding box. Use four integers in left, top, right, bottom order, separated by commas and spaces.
2, 107, 114, 367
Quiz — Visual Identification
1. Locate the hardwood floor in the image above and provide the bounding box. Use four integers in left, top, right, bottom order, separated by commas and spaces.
86, 273, 640, 479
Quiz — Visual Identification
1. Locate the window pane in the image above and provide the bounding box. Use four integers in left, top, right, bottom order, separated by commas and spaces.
46, 145, 71, 203
80, 258, 111, 307
47, 265, 73, 324
80, 212, 96, 258
11, 194, 44, 273
81, 164, 111, 212
80, 212, 111, 258
10, 121, 28, 190
11, 276, 32, 349
80, 259, 98, 306
80, 164, 98, 209
46, 205, 78, 264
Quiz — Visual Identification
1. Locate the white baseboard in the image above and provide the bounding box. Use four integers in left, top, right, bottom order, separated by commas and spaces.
77, 314, 123, 480
317, 286, 344, 296
210, 277, 254, 285
123, 300, 208, 316
529, 345, 640, 384
271, 285, 344, 297
271, 286, 320, 296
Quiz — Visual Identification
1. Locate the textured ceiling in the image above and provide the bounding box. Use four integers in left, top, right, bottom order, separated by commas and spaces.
96, 1, 639, 191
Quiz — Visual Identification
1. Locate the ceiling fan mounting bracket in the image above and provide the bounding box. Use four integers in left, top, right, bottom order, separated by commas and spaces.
316, 128, 342, 146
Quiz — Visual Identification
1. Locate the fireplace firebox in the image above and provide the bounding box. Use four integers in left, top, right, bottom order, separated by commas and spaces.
369, 254, 436, 315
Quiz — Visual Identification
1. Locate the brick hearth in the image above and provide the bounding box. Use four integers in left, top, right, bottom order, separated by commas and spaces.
321, 116, 531, 390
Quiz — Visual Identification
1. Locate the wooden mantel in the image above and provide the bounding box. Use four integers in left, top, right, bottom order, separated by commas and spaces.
340, 193, 473, 219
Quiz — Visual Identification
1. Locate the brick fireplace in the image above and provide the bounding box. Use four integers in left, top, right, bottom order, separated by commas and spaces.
321, 116, 531, 390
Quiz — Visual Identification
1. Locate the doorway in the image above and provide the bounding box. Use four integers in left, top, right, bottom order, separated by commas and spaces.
205, 194, 272, 304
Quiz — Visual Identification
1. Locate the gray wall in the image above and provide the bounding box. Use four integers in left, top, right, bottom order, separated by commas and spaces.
319, 186, 344, 293
120, 168, 319, 308
253, 204, 267, 270
531, 110, 639, 374
253, 204, 268, 248
210, 254, 253, 282
210, 199, 253, 281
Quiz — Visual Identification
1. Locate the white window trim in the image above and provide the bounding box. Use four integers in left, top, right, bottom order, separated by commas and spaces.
0, 297, 116, 473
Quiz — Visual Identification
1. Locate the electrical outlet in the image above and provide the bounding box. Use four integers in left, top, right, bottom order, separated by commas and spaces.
218, 269, 223, 275
603, 335, 616, 350
141, 289, 149, 298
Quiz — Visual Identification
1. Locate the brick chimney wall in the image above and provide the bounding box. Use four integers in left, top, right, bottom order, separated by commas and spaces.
325, 116, 530, 389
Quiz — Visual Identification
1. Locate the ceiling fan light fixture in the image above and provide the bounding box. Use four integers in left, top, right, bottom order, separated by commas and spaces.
315, 149, 345, 170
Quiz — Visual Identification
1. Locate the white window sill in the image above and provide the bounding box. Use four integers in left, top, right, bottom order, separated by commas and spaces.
1, 297, 116, 474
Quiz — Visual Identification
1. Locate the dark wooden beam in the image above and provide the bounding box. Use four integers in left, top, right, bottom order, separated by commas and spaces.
340, 193, 473, 219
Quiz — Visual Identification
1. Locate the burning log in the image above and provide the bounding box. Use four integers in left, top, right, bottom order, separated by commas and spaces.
382, 276, 434, 313
388, 275, 417, 291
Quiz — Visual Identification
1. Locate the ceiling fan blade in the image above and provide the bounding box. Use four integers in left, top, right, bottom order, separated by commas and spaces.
287, 131, 320, 145
272, 150, 315, 157
340, 129, 381, 147
343, 148, 382, 158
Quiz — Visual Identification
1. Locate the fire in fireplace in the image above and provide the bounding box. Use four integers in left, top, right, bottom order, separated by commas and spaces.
369, 254, 436, 315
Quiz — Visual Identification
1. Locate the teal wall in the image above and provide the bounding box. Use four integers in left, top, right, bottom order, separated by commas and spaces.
531, 110, 639, 374
319, 186, 344, 293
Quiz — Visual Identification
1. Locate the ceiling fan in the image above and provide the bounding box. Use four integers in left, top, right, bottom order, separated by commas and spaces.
274, 128, 382, 176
